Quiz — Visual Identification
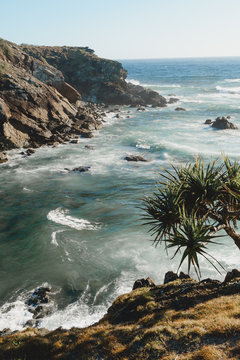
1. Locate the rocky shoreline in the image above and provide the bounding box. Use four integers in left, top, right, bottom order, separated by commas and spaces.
0, 270, 239, 359
0, 38, 167, 162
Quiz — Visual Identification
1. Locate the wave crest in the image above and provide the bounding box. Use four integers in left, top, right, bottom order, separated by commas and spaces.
47, 208, 100, 231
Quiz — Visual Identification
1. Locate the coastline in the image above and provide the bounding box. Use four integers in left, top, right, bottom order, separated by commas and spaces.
0, 272, 239, 360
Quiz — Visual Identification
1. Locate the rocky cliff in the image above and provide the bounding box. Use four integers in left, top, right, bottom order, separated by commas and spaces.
0, 38, 167, 160
0, 273, 239, 360
21, 44, 167, 106
0, 39, 104, 157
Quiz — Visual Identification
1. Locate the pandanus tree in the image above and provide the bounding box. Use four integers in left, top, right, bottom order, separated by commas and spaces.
142, 157, 240, 278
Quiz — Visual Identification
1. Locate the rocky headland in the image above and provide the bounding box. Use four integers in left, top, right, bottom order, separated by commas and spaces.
0, 38, 167, 162
0, 271, 239, 360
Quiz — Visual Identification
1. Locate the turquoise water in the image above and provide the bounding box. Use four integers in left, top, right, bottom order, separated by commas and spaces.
0, 58, 240, 330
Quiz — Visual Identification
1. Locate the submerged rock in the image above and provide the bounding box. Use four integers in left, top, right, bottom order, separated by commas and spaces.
211, 116, 238, 129
26, 287, 51, 307
175, 107, 186, 111
204, 119, 212, 124
84, 145, 95, 150
26, 148, 35, 156
72, 166, 91, 172
124, 154, 148, 162
168, 97, 179, 104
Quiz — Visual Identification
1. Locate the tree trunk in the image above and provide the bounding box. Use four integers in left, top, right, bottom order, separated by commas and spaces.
224, 226, 240, 250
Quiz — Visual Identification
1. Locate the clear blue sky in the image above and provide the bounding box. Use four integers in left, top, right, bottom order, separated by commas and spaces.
1, 0, 240, 59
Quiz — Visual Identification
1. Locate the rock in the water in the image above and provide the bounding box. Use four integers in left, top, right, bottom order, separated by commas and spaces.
211, 116, 238, 130
164, 271, 179, 284
168, 97, 179, 104
26, 287, 51, 307
224, 269, 240, 283
0, 151, 8, 163
133, 277, 156, 290
72, 166, 91, 172
80, 131, 94, 138
70, 139, 80, 144
85, 145, 95, 150
175, 107, 186, 111
137, 107, 146, 111
26, 148, 35, 156
124, 155, 148, 162
204, 119, 212, 124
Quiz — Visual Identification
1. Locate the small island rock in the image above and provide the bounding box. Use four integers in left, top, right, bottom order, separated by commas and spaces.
211, 116, 238, 130
124, 155, 148, 162
175, 107, 186, 111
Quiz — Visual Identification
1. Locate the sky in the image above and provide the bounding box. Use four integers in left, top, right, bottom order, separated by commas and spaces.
1, 0, 240, 60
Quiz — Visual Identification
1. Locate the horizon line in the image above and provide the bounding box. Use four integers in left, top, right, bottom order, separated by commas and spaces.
115, 55, 240, 61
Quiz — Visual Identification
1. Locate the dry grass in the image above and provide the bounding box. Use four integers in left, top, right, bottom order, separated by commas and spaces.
0, 279, 240, 360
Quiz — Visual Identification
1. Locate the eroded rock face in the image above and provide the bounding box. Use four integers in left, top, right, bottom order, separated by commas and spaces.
21, 45, 167, 107
211, 116, 238, 130
0, 40, 105, 153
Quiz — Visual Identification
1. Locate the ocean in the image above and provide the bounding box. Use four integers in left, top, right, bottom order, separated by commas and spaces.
0, 57, 240, 331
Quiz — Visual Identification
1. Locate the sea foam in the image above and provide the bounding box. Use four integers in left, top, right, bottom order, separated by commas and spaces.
47, 208, 100, 231
216, 85, 240, 95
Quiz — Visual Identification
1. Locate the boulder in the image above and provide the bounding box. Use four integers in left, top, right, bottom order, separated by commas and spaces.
72, 166, 91, 172
164, 271, 190, 284
137, 107, 146, 111
124, 155, 148, 162
70, 139, 80, 144
175, 107, 186, 111
0, 151, 7, 163
26, 148, 35, 156
26, 286, 51, 307
204, 119, 212, 124
132, 277, 156, 290
85, 145, 95, 150
168, 97, 179, 104
224, 269, 240, 283
179, 272, 191, 280
211, 116, 238, 130
164, 271, 179, 284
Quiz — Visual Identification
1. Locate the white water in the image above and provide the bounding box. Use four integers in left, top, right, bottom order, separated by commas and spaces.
0, 58, 240, 332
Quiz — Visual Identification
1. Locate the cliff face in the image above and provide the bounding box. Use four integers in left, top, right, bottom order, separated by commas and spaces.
0, 38, 167, 155
21, 45, 167, 106
0, 276, 239, 360
0, 39, 104, 152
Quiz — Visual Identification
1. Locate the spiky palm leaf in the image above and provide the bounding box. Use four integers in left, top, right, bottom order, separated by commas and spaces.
142, 184, 182, 246
165, 212, 224, 279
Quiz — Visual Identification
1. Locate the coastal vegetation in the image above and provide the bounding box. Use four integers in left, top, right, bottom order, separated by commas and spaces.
143, 157, 240, 277
0, 277, 239, 359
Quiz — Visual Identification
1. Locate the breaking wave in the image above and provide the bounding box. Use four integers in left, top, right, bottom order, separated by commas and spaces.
47, 208, 100, 231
